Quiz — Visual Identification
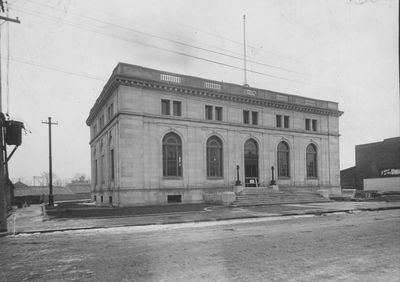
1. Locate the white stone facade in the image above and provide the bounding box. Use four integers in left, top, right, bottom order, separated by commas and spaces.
87, 63, 343, 206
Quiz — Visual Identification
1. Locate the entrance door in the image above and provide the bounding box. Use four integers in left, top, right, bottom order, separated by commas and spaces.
244, 139, 259, 187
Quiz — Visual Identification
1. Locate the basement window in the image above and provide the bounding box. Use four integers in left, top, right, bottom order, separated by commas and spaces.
167, 195, 182, 203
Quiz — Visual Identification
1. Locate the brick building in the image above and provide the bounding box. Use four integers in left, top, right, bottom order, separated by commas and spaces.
341, 137, 400, 190
86, 63, 343, 206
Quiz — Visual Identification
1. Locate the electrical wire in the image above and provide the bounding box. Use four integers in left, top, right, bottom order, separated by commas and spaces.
11, 7, 309, 85
20, 0, 304, 75
1, 55, 107, 81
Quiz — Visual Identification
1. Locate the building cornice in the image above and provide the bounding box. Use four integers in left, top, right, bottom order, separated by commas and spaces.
115, 76, 343, 117
86, 64, 343, 125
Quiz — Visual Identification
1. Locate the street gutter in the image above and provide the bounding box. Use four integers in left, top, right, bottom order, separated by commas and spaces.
2, 205, 400, 237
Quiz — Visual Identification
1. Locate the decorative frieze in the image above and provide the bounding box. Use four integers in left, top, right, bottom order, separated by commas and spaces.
87, 73, 343, 125
113, 77, 342, 116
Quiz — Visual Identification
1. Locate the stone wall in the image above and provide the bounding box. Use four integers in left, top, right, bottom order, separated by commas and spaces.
88, 65, 342, 206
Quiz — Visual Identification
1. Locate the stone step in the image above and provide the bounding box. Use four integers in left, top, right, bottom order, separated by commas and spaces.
235, 195, 326, 200
241, 188, 283, 195
235, 195, 325, 200
234, 198, 326, 204
232, 192, 329, 207
235, 197, 326, 202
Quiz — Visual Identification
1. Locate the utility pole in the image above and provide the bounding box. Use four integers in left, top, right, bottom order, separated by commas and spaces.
41, 117, 58, 207
0, 1, 20, 232
243, 14, 248, 86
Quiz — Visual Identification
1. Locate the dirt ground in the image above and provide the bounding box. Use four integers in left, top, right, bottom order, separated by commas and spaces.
1, 209, 399, 281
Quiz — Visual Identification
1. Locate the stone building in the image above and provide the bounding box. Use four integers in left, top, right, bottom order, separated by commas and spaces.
86, 63, 343, 206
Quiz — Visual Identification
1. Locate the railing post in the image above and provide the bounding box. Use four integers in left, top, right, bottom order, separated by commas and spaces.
235, 165, 242, 186
270, 166, 276, 185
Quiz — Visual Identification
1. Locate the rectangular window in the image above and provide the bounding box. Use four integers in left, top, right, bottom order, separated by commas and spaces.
252, 112, 258, 125
276, 115, 282, 128
205, 105, 213, 120
110, 149, 115, 180
243, 110, 250, 124
215, 107, 223, 121
173, 101, 182, 116
305, 119, 311, 130
167, 195, 182, 203
284, 116, 289, 128
93, 125, 97, 136
312, 119, 317, 131
110, 103, 114, 118
161, 99, 170, 115
107, 106, 111, 121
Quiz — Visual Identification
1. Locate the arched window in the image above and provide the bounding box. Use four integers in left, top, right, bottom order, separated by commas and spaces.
93, 149, 97, 186
306, 144, 317, 178
162, 133, 182, 177
206, 136, 223, 177
100, 142, 105, 184
277, 141, 290, 178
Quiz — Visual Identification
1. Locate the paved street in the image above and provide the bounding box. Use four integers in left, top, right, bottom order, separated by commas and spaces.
1, 209, 399, 281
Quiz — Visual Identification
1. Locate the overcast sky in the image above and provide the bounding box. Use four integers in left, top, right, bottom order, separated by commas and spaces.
1, 0, 398, 184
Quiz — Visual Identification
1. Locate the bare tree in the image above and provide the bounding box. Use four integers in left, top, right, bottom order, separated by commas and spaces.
40, 172, 63, 187
72, 173, 89, 183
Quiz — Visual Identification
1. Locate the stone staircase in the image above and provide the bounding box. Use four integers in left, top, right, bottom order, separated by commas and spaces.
232, 188, 330, 207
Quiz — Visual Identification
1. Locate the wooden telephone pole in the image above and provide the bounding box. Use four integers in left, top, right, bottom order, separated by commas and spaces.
0, 1, 20, 232
42, 117, 58, 207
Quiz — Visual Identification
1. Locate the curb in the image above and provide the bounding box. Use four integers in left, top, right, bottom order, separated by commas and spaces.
0, 231, 9, 238
4, 205, 400, 236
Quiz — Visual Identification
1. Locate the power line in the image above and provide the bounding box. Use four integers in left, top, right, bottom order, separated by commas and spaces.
1, 55, 107, 81
11, 7, 309, 85
19, 0, 304, 75
50, 0, 302, 64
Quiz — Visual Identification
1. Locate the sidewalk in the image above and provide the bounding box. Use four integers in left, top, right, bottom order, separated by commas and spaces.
5, 200, 400, 235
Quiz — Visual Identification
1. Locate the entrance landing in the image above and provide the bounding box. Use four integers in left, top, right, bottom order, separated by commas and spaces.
233, 189, 330, 207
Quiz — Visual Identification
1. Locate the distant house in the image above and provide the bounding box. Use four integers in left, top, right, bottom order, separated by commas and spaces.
14, 181, 28, 189
13, 183, 73, 205
5, 179, 15, 211
13, 180, 91, 206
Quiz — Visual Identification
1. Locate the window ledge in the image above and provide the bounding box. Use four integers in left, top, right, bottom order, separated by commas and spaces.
163, 177, 183, 180
207, 177, 224, 180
